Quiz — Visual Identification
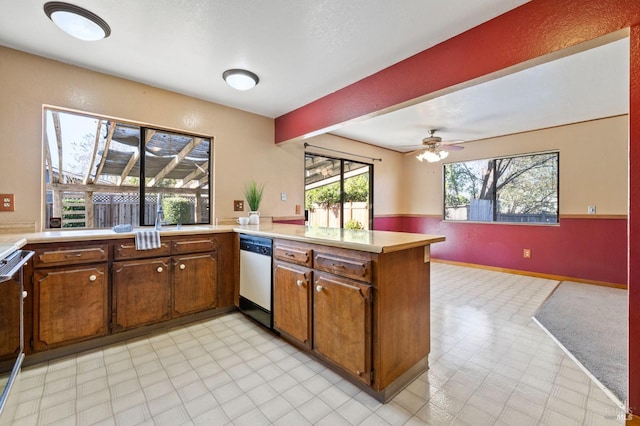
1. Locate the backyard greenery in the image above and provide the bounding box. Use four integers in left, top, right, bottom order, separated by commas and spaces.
305, 174, 369, 209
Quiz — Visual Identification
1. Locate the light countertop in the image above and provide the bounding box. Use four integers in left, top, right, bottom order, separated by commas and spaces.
233, 224, 445, 253
0, 224, 445, 254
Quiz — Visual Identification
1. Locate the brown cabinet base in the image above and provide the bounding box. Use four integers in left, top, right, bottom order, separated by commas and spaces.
272, 238, 432, 403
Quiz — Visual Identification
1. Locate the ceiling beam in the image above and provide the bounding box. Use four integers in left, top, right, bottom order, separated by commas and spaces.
274, 0, 640, 143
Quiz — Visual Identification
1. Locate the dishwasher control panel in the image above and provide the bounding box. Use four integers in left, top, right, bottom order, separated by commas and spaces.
239, 235, 272, 256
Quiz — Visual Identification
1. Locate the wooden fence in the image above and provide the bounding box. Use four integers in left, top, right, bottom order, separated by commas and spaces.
46, 192, 209, 228
307, 202, 369, 229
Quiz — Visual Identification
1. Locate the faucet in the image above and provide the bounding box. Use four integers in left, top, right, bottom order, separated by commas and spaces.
155, 199, 164, 230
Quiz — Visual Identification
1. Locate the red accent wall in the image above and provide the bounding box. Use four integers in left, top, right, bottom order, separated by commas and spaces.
628, 24, 640, 414
275, 0, 640, 143
375, 216, 627, 285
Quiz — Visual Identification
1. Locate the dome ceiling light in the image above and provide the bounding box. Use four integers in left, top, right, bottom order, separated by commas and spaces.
223, 69, 259, 91
44, 2, 111, 41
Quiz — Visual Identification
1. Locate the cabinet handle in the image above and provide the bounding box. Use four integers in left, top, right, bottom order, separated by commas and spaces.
331, 262, 345, 268
89, 275, 97, 282
296, 279, 304, 287
22, 291, 28, 300
315, 285, 323, 293
65, 253, 82, 258
180, 264, 186, 270
285, 252, 295, 257
157, 267, 163, 273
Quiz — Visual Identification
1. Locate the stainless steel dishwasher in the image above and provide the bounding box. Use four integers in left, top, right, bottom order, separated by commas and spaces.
239, 234, 273, 329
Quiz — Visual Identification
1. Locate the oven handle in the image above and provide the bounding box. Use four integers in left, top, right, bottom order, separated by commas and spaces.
0, 250, 35, 283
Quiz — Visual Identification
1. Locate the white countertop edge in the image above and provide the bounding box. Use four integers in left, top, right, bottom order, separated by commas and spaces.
0, 224, 445, 254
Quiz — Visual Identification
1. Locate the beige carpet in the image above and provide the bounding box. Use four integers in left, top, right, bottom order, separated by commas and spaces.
534, 281, 627, 403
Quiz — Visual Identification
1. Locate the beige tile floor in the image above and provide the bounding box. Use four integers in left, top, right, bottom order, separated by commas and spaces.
9, 263, 627, 425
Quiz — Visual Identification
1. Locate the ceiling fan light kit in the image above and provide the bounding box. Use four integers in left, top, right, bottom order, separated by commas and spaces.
417, 149, 449, 162
409, 129, 462, 163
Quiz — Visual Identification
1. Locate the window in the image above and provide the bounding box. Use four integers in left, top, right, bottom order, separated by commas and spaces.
443, 152, 558, 224
304, 154, 373, 230
44, 108, 211, 229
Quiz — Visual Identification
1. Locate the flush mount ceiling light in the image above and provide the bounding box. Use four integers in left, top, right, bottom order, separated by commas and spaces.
223, 69, 259, 91
44, 2, 111, 41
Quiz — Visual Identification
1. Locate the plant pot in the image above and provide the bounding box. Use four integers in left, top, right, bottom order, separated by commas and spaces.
249, 211, 260, 225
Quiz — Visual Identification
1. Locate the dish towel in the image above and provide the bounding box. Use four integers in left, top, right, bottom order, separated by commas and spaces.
135, 230, 161, 250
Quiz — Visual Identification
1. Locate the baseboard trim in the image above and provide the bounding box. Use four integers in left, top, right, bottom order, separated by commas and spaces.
432, 258, 627, 289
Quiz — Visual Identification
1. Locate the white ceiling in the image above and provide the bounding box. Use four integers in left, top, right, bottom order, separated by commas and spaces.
332, 37, 630, 151
0, 1, 629, 152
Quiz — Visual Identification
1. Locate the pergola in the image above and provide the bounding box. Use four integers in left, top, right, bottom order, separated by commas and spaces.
45, 110, 210, 226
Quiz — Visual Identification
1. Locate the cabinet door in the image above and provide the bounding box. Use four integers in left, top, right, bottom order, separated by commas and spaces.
0, 278, 21, 361
273, 261, 312, 346
112, 258, 171, 332
33, 265, 108, 351
173, 253, 217, 317
313, 272, 372, 384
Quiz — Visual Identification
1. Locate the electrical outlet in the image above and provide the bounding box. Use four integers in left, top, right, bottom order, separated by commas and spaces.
0, 194, 14, 212
281, 192, 286, 201
295, 204, 301, 215
588, 205, 596, 215
523, 249, 531, 259
234, 200, 244, 211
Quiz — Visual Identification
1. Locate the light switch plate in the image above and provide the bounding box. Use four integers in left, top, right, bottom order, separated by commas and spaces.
0, 194, 14, 212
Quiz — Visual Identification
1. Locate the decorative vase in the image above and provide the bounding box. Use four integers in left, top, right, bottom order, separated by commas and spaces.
249, 211, 260, 225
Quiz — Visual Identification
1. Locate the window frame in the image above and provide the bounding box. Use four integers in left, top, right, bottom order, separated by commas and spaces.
43, 106, 213, 229
442, 150, 559, 225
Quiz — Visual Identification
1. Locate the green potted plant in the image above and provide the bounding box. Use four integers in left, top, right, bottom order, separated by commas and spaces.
244, 179, 264, 224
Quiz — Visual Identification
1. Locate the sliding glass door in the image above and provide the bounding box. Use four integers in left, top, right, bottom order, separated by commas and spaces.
304, 154, 373, 230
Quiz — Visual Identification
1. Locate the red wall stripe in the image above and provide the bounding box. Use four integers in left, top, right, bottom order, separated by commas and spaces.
375, 216, 627, 286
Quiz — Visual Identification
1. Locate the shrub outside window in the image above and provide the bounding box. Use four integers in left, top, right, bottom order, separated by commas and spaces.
443, 152, 559, 224
44, 108, 211, 229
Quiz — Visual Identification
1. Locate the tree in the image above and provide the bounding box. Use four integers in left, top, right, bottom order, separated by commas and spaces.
444, 153, 558, 220
305, 173, 369, 209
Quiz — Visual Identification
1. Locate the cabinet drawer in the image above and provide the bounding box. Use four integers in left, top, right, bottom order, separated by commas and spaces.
34, 244, 108, 268
274, 244, 312, 267
113, 241, 171, 260
314, 253, 372, 283
171, 237, 217, 254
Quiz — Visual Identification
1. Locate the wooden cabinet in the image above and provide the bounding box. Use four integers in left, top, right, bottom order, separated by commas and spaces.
273, 261, 312, 346
33, 244, 108, 268
112, 257, 171, 331
25, 232, 233, 355
173, 253, 217, 316
33, 264, 108, 350
0, 277, 22, 362
272, 238, 431, 402
313, 272, 372, 384
112, 235, 221, 330
272, 240, 373, 383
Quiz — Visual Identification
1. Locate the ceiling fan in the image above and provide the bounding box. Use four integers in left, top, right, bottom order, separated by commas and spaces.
405, 129, 464, 162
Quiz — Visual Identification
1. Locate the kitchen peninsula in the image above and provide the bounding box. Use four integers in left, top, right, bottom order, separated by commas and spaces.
1, 224, 444, 402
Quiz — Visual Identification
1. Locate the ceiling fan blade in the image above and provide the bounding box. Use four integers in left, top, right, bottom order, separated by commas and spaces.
441, 145, 464, 151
